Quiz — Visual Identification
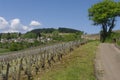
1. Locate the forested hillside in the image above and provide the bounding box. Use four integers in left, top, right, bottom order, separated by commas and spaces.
29, 27, 83, 34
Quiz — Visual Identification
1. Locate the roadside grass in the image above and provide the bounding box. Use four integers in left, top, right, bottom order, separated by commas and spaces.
37, 41, 99, 80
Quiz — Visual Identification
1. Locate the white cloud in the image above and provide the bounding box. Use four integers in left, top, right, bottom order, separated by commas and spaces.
0, 17, 41, 33
4, 29, 19, 33
0, 17, 42, 33
23, 26, 29, 31
30, 20, 41, 26
7, 18, 27, 33
10, 19, 20, 29
0, 17, 8, 29
23, 25, 32, 31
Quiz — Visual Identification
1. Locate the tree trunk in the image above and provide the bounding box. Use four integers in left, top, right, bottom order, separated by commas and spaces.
100, 17, 115, 42
100, 23, 107, 42
108, 17, 115, 35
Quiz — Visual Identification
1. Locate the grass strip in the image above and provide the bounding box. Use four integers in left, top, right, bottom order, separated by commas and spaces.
37, 41, 99, 80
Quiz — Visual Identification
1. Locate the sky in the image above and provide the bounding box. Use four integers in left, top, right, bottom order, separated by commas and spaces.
0, 0, 120, 34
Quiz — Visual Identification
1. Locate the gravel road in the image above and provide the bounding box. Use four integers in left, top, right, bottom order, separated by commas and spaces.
95, 43, 120, 80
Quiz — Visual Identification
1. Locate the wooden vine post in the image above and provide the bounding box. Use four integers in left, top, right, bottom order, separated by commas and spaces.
5, 63, 10, 80
18, 58, 23, 80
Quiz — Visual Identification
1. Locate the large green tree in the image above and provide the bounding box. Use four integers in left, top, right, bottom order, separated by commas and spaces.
88, 0, 120, 42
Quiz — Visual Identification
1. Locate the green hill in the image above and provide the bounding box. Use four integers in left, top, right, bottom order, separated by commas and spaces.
28, 27, 82, 34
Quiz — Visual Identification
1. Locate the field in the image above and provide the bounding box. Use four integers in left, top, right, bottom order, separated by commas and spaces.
36, 41, 99, 80
0, 48, 10, 54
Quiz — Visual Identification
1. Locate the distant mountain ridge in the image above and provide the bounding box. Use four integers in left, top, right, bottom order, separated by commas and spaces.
28, 27, 82, 34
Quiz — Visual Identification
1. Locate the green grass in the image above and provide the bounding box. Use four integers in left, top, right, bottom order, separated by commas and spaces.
36, 41, 99, 80
117, 41, 120, 46
0, 48, 10, 54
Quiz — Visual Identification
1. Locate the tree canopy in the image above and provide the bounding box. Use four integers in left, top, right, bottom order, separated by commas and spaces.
22, 32, 37, 39
88, 0, 120, 42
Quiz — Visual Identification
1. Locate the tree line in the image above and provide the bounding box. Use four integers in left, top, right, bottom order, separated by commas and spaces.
30, 27, 83, 34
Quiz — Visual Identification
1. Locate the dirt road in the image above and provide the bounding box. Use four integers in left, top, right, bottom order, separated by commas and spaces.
95, 43, 120, 80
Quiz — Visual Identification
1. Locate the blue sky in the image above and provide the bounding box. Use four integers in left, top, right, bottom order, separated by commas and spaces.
0, 0, 120, 34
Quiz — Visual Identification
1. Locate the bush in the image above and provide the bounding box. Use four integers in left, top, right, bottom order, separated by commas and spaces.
9, 43, 18, 51
9, 42, 23, 51
105, 32, 120, 43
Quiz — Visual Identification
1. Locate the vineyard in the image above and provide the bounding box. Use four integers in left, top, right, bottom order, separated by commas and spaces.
0, 41, 86, 80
